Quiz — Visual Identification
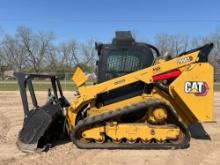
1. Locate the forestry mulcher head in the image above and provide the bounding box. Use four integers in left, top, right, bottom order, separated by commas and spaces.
16, 31, 214, 152
14, 73, 69, 152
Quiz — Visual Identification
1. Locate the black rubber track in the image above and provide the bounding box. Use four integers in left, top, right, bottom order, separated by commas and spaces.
71, 99, 191, 149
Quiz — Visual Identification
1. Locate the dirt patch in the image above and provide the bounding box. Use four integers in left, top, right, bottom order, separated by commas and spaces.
0, 91, 219, 165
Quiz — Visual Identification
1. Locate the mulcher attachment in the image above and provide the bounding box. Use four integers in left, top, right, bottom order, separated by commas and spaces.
14, 72, 69, 152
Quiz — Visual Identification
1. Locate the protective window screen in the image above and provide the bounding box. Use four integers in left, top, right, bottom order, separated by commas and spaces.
107, 50, 142, 72
107, 54, 125, 72
124, 53, 140, 71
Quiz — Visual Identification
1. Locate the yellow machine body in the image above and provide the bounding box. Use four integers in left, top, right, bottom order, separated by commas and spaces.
68, 51, 213, 125
169, 63, 213, 122
66, 48, 214, 149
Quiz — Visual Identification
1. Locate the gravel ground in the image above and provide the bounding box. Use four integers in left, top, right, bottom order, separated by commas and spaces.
0, 91, 219, 165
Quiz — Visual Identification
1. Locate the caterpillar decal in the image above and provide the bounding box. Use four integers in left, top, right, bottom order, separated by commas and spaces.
184, 81, 209, 96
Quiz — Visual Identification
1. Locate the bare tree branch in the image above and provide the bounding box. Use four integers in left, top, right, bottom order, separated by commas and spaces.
80, 39, 97, 72
17, 26, 55, 73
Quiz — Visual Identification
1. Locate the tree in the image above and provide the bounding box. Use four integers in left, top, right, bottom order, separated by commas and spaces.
1, 34, 27, 71
155, 33, 189, 57
0, 49, 6, 80
58, 40, 79, 68
17, 26, 55, 73
80, 39, 97, 72
45, 45, 59, 72
208, 28, 220, 65
0, 28, 5, 67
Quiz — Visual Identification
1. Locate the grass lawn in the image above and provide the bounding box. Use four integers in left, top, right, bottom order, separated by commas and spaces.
214, 83, 220, 91
0, 81, 76, 91
0, 81, 220, 91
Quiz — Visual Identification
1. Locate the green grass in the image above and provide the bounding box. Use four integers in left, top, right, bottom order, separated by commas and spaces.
0, 81, 76, 91
0, 81, 220, 91
214, 83, 220, 91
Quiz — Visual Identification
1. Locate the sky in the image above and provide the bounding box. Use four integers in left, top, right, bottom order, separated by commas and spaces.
0, 0, 220, 43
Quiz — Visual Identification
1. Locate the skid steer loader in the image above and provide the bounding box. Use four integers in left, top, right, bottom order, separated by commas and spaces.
15, 31, 214, 152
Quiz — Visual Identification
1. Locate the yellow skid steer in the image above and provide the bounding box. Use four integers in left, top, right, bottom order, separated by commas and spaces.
15, 31, 214, 152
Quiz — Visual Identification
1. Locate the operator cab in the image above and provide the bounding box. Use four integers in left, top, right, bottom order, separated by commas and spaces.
95, 31, 160, 83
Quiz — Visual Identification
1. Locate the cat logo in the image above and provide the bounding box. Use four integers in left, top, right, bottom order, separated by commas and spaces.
184, 81, 209, 96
